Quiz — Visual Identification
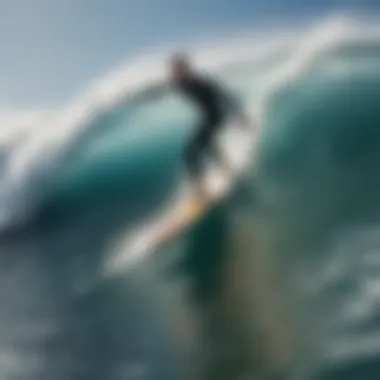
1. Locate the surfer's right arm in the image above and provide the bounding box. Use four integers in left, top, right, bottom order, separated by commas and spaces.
124, 82, 171, 107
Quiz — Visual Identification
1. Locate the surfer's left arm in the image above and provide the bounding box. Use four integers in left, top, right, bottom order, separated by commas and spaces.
227, 94, 250, 128
212, 80, 250, 128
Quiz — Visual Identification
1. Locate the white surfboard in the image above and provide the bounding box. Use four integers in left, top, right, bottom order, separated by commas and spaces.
106, 119, 258, 272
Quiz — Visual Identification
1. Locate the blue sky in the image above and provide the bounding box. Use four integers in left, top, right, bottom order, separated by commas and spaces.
0, 0, 377, 108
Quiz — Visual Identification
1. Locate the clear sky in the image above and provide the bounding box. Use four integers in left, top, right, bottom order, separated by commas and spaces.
0, 0, 377, 108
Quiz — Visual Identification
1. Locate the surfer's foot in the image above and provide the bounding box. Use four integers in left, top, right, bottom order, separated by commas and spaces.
188, 177, 207, 199
215, 150, 233, 180
195, 184, 211, 203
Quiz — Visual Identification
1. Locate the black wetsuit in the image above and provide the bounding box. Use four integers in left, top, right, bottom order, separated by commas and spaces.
175, 75, 242, 179
127, 74, 242, 179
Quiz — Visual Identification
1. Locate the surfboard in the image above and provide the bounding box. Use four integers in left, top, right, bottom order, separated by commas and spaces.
141, 120, 257, 248
106, 119, 257, 272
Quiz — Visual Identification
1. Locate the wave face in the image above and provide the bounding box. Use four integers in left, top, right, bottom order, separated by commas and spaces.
1, 14, 380, 380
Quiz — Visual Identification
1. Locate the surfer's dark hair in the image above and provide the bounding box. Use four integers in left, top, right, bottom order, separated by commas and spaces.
170, 52, 191, 67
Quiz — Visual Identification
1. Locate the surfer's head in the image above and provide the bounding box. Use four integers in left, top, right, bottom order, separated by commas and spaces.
170, 53, 192, 82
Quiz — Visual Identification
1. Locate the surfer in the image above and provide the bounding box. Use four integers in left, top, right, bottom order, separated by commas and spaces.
128, 53, 250, 200
170, 54, 250, 201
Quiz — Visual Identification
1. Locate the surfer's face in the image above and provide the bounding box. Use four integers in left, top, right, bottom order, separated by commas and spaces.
170, 57, 191, 83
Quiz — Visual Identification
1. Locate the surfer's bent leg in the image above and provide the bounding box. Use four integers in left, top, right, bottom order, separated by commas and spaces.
184, 126, 208, 178
184, 114, 227, 175
206, 115, 232, 175
183, 118, 216, 197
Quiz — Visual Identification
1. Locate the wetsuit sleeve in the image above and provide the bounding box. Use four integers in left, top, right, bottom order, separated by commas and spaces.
124, 82, 171, 107
204, 77, 245, 117
215, 82, 245, 117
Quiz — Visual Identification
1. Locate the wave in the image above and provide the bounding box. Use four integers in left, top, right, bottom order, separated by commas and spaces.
1, 13, 380, 378
0, 14, 378, 229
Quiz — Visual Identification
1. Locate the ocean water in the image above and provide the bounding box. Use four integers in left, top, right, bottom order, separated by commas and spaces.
1, 14, 380, 380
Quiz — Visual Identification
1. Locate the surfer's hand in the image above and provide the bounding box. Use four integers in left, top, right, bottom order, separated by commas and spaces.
239, 115, 251, 130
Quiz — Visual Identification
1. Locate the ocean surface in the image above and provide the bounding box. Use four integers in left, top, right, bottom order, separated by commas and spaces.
1, 14, 380, 380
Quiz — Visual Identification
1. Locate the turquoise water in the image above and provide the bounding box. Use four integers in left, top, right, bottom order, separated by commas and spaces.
1, 18, 380, 380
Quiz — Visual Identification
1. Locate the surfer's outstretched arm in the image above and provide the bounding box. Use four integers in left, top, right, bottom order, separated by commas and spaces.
124, 82, 171, 107
210, 79, 250, 128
